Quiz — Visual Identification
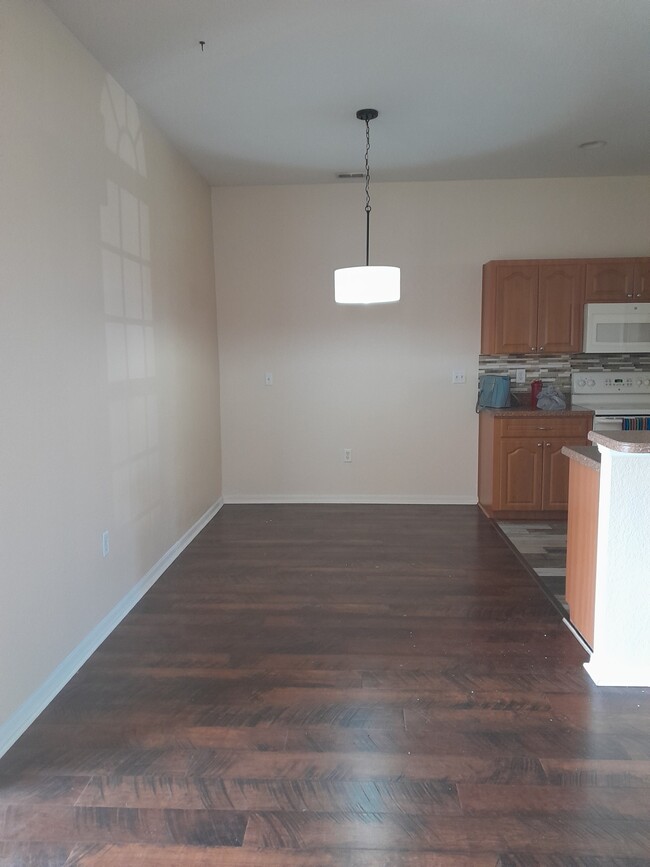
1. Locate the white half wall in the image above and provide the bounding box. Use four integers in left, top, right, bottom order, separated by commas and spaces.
0, 1, 221, 731
585, 448, 650, 687
212, 177, 650, 502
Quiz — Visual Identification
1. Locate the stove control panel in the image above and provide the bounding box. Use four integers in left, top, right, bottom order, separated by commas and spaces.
572, 371, 650, 395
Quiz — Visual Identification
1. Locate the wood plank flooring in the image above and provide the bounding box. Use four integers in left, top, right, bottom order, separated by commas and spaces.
1, 504, 650, 865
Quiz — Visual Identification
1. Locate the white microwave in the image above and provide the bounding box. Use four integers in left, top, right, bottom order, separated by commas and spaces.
583, 303, 650, 353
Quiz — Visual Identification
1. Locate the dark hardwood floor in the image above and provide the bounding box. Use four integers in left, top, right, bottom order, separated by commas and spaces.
1, 504, 650, 865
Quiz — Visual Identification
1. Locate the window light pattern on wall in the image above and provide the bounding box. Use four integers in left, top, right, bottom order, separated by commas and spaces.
100, 74, 161, 563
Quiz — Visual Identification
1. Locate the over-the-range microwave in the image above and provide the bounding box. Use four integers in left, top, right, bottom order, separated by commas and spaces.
583, 302, 650, 353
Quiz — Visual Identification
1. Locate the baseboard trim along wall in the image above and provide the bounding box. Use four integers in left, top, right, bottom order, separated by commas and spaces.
223, 495, 478, 505
0, 498, 224, 762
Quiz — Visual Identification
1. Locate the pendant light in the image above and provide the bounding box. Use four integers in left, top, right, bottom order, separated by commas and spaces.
335, 109, 400, 304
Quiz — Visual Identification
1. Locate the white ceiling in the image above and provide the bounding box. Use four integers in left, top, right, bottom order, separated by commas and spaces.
44, 0, 650, 186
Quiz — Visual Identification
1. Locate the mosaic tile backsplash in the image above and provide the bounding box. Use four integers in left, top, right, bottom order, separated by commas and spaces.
478, 353, 650, 401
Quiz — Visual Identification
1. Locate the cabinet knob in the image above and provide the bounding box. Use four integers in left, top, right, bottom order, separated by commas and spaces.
539, 346, 544, 351
546, 442, 551, 446
627, 293, 634, 297
530, 346, 535, 351
537, 442, 543, 447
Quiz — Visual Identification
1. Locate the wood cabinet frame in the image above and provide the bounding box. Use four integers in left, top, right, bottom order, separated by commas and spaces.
478, 413, 593, 520
565, 459, 599, 648
584, 259, 650, 302
481, 257, 650, 355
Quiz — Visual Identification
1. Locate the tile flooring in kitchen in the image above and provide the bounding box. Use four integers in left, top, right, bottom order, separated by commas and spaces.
497, 520, 568, 615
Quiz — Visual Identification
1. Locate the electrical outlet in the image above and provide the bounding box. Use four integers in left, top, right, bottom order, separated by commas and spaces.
101, 530, 110, 558
515, 368, 526, 384
264, 372, 273, 386
344, 448, 352, 463
452, 370, 466, 384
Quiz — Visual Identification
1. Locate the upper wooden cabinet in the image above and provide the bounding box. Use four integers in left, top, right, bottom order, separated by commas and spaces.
585, 259, 650, 302
482, 260, 584, 354
482, 257, 650, 355
537, 263, 585, 353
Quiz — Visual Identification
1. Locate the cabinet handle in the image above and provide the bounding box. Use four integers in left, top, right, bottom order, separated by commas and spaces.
536, 427, 549, 430
627, 293, 634, 298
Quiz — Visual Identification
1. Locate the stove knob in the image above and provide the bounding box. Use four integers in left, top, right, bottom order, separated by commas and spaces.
576, 378, 586, 387
586, 378, 596, 387
638, 379, 644, 386
646, 379, 650, 387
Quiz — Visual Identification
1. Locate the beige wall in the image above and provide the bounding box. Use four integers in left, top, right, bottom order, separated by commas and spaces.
213, 177, 650, 502
0, 0, 221, 727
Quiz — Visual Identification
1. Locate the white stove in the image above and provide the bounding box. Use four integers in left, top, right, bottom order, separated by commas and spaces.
571, 371, 650, 432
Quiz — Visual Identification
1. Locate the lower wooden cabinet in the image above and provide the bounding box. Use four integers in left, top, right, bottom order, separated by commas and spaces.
478, 411, 593, 519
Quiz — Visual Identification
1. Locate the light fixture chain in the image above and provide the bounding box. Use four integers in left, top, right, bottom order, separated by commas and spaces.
364, 118, 371, 266
364, 119, 371, 215
334, 107, 399, 303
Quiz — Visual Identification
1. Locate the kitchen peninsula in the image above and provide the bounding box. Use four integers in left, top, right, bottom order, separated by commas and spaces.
563, 431, 650, 687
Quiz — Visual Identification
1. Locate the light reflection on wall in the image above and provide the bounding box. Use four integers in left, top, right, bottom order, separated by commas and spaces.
100, 74, 160, 567
101, 74, 146, 177
102, 183, 154, 382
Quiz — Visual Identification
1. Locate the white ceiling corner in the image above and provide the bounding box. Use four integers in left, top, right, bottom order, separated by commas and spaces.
43, 0, 650, 186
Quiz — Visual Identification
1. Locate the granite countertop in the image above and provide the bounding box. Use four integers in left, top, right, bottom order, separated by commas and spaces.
562, 444, 601, 471
481, 407, 594, 418
589, 431, 650, 453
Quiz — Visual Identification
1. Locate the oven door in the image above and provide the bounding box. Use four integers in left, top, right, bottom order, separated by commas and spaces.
592, 414, 650, 432
592, 415, 624, 432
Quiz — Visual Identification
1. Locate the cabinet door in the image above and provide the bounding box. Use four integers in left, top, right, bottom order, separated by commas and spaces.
494, 264, 538, 353
498, 437, 543, 511
542, 437, 586, 510
585, 261, 636, 302
537, 263, 585, 353
634, 260, 650, 299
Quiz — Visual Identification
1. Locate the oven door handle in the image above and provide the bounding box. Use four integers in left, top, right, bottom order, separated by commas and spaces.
592, 415, 625, 432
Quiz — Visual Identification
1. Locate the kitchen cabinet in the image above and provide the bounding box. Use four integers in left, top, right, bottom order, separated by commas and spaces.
481, 260, 584, 354
478, 411, 593, 519
481, 257, 650, 355
564, 455, 600, 648
584, 259, 650, 302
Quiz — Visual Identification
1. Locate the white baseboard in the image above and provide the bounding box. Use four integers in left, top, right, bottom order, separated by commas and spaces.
584, 656, 650, 687
0, 497, 224, 762
223, 494, 478, 505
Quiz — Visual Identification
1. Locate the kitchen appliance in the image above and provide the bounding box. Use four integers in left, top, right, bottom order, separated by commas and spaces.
583, 303, 650, 353
571, 370, 650, 432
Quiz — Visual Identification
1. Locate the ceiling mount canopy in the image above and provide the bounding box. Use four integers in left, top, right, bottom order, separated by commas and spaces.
334, 109, 400, 305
